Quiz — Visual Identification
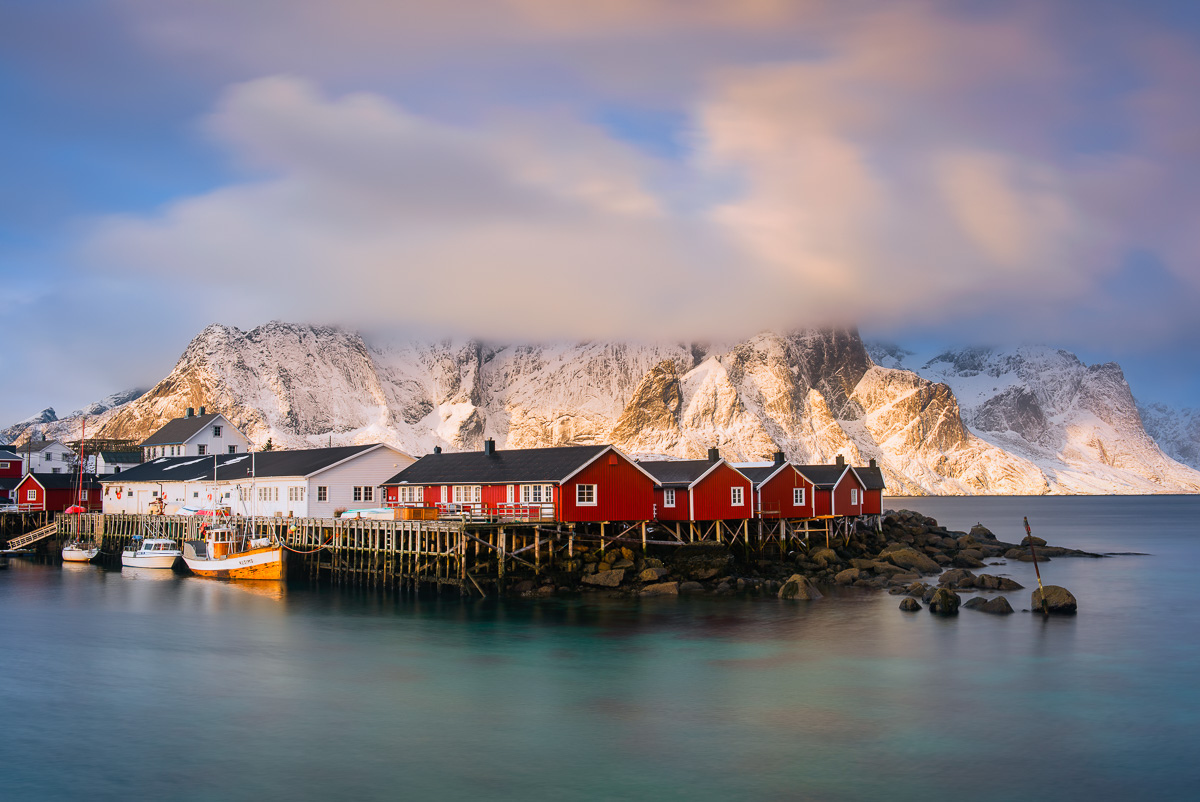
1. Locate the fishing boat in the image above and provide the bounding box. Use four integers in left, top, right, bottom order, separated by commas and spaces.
121, 536, 183, 569
61, 418, 98, 563
182, 521, 285, 580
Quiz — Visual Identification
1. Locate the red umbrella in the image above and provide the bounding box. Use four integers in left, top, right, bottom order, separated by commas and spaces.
63, 505, 86, 514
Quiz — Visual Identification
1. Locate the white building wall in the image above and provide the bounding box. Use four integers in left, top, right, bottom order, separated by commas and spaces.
25, 441, 76, 474
307, 446, 415, 519
183, 416, 251, 457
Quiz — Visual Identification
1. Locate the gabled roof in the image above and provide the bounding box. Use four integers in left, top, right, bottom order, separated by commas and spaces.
98, 451, 141, 464
738, 462, 799, 488
140, 413, 230, 447
0, 449, 21, 461
639, 459, 743, 489
855, 465, 887, 491
793, 464, 848, 488
23, 440, 69, 453
383, 444, 623, 486
101, 445, 388, 484
0, 477, 20, 490
20, 472, 101, 490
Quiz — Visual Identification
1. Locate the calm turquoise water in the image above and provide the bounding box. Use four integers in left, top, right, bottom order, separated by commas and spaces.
2, 496, 1199, 800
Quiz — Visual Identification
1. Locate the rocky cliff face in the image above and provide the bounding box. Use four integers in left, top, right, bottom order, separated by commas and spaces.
1139, 403, 1200, 470
9, 322, 1195, 495
913, 346, 1200, 493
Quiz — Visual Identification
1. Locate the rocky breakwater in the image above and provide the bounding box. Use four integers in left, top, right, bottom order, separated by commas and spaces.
508, 510, 1091, 607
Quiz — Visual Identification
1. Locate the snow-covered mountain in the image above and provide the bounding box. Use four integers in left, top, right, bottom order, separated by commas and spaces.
1, 388, 145, 447
1139, 403, 1200, 470
898, 346, 1200, 494
7, 322, 1197, 495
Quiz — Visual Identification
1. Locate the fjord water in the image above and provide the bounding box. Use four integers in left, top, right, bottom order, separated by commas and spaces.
2, 497, 1198, 800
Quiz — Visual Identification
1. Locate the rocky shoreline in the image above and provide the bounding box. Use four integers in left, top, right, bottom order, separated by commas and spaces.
510, 509, 1092, 614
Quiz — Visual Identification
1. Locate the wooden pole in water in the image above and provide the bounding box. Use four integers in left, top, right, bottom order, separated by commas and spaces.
1025, 515, 1050, 616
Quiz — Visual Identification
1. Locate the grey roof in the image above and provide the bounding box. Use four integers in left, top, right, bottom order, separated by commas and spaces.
101, 445, 382, 484
382, 445, 612, 486
794, 464, 849, 488
856, 465, 887, 491
22, 440, 67, 453
739, 464, 790, 487
0, 450, 21, 461
140, 413, 225, 447
638, 459, 724, 488
98, 451, 141, 464
24, 472, 101, 490
0, 477, 19, 490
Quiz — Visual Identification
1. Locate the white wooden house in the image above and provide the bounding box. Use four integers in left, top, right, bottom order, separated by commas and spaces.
101, 444, 415, 518
139, 408, 251, 460
18, 439, 77, 474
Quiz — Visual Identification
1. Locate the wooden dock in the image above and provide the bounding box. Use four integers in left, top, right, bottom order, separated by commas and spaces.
28, 512, 859, 595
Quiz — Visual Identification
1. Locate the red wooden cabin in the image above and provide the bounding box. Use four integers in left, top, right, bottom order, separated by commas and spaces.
797, 459, 866, 518
739, 453, 816, 519
640, 450, 754, 522
380, 440, 658, 524
15, 473, 102, 512
855, 459, 886, 515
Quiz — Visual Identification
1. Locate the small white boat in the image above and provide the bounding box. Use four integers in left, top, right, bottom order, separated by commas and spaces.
62, 542, 99, 562
122, 537, 183, 569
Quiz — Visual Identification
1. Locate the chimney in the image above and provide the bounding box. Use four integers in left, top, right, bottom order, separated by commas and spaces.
869, 458, 877, 468
773, 451, 785, 466
707, 447, 720, 462
836, 454, 845, 466
185, 407, 194, 418
483, 438, 496, 456
199, 406, 206, 416
433, 446, 442, 454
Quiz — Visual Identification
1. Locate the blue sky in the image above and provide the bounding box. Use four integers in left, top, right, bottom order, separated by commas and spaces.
3, 0, 1200, 425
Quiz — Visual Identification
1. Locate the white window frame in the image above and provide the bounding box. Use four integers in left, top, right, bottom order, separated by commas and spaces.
197, 445, 207, 456
213, 426, 222, 437
664, 488, 676, 508
399, 486, 422, 504
520, 484, 553, 504
0, 462, 8, 470
576, 484, 596, 506
850, 489, 859, 505
731, 486, 744, 506
26, 489, 36, 501
229, 445, 237, 454
453, 485, 481, 504
317, 486, 328, 502
793, 487, 805, 506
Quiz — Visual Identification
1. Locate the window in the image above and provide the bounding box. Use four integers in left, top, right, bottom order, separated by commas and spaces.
317, 486, 328, 502
27, 489, 36, 501
197, 444, 207, 456
52, 467, 61, 474
114, 466, 121, 473
1, 462, 9, 469
731, 486, 744, 506
258, 486, 279, 502
793, 487, 805, 506
399, 486, 421, 504
80, 490, 88, 501
194, 491, 200, 498
576, 484, 596, 506
353, 486, 374, 502
213, 426, 222, 437
229, 445, 237, 454
850, 489, 859, 505
664, 488, 676, 507
521, 484, 553, 504
453, 485, 481, 504
288, 487, 305, 502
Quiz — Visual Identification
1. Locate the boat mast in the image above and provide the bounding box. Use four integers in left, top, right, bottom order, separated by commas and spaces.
76, 417, 86, 508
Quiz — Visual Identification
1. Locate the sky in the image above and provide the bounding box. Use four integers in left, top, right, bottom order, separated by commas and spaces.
3, 0, 1200, 425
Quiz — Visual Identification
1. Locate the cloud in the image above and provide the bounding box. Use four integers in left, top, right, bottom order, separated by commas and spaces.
84, 2, 1200, 352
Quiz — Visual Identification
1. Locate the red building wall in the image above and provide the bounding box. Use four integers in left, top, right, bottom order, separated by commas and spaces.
560, 451, 655, 523
831, 470, 865, 517
689, 464, 754, 521
813, 487, 833, 517
758, 467, 815, 519
15, 477, 100, 512
653, 487, 690, 521
0, 457, 22, 478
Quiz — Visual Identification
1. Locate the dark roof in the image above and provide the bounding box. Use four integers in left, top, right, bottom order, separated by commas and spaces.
638, 459, 723, 488
0, 450, 21, 461
0, 477, 19, 490
739, 465, 787, 487
101, 445, 382, 484
794, 464, 848, 488
856, 465, 887, 491
140, 413, 225, 447
23, 440, 66, 453
382, 445, 612, 486
23, 472, 101, 490
98, 451, 140, 464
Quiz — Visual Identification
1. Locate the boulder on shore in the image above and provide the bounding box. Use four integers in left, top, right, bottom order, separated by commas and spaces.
899, 597, 922, 612
582, 568, 625, 588
928, 587, 961, 615
882, 547, 941, 575
938, 568, 977, 588
1031, 585, 1077, 614
778, 574, 823, 601
640, 582, 679, 597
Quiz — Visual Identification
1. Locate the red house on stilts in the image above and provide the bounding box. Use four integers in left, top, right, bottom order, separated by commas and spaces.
738, 452, 816, 520
15, 473, 102, 513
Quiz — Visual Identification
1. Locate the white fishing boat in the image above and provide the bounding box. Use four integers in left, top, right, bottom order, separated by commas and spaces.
61, 542, 99, 562
182, 522, 285, 580
61, 418, 98, 564
121, 536, 183, 569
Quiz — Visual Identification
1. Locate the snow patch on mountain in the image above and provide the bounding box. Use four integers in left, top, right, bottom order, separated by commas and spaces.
1138, 403, 1200, 470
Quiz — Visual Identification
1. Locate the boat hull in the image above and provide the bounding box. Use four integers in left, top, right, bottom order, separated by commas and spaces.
183, 545, 285, 580
122, 552, 181, 569
62, 546, 98, 563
